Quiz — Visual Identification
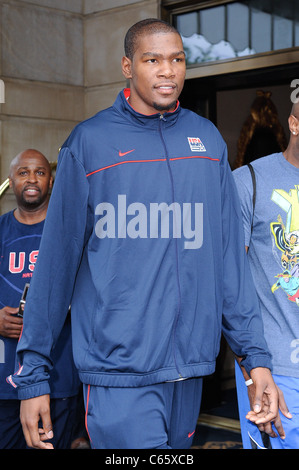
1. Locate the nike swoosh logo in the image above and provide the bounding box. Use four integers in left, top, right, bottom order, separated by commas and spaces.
188, 430, 195, 438
119, 149, 135, 157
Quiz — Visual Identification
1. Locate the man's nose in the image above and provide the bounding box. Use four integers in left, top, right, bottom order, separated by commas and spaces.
158, 60, 175, 77
27, 171, 38, 182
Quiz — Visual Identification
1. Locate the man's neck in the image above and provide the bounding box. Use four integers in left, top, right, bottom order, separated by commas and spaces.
13, 202, 48, 225
283, 144, 299, 168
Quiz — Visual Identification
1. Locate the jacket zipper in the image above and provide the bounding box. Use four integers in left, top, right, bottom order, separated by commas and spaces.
158, 114, 183, 379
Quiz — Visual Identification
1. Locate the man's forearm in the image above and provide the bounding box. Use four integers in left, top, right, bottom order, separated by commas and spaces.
235, 354, 251, 381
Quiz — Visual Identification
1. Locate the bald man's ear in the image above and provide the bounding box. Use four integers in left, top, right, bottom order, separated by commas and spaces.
49, 175, 53, 190
8, 177, 12, 189
121, 56, 132, 80
289, 114, 299, 135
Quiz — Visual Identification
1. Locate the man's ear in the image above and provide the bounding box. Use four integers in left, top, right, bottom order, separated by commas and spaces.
121, 56, 132, 80
49, 175, 53, 190
289, 114, 299, 136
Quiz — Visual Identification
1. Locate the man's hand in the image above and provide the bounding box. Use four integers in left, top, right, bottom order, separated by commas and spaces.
20, 394, 54, 449
246, 368, 292, 439
0, 306, 22, 339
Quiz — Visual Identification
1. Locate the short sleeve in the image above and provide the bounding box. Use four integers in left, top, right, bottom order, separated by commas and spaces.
233, 166, 254, 247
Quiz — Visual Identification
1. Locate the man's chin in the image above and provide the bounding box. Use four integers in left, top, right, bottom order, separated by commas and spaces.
153, 100, 177, 113
22, 198, 42, 209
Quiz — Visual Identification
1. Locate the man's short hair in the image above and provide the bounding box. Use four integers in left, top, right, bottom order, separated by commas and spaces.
124, 18, 181, 60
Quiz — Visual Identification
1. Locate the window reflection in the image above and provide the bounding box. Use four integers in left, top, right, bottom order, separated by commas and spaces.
173, 0, 298, 66
251, 9, 271, 54
201, 6, 225, 45
227, 3, 248, 52
273, 15, 293, 50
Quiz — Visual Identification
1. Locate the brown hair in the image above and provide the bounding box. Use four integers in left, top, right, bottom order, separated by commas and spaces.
234, 90, 287, 168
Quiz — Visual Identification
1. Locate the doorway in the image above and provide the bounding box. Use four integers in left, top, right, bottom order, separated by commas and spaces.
179, 62, 297, 167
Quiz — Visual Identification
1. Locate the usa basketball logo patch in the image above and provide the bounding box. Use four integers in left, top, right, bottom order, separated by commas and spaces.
188, 137, 206, 152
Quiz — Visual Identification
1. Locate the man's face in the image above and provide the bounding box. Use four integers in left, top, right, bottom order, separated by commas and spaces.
9, 152, 53, 209
122, 31, 186, 115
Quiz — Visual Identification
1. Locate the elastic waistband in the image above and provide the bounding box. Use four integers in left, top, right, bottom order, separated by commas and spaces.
78, 362, 215, 388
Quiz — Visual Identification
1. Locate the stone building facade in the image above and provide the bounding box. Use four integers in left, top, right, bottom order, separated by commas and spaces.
1, 0, 298, 213
0, 0, 159, 212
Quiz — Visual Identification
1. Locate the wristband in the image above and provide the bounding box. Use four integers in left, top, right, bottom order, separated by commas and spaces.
245, 378, 253, 386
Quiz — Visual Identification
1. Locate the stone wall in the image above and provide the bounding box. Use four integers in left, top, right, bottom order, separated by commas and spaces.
0, 0, 159, 213
83, 0, 159, 118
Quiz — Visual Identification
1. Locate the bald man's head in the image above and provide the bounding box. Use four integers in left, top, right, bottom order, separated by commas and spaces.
291, 101, 299, 118
9, 149, 51, 177
9, 149, 53, 210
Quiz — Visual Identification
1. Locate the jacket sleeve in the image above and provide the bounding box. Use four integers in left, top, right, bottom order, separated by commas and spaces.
7, 147, 90, 399
219, 146, 272, 375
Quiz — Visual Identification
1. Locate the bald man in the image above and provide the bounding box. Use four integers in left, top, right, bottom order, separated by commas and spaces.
233, 101, 299, 449
8, 149, 52, 224
0, 149, 80, 448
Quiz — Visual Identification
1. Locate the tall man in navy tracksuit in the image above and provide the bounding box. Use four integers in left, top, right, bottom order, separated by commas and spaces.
0, 149, 80, 448
9, 19, 290, 449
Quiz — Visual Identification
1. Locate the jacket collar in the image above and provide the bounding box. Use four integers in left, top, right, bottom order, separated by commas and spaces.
114, 88, 181, 127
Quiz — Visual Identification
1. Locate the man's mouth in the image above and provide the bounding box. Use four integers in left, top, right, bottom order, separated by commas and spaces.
155, 84, 176, 95
23, 187, 40, 196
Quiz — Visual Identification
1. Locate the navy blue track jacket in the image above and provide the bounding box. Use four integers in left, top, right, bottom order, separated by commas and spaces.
9, 89, 272, 399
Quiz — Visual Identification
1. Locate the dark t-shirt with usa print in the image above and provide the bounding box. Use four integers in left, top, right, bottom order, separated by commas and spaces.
0, 210, 79, 399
